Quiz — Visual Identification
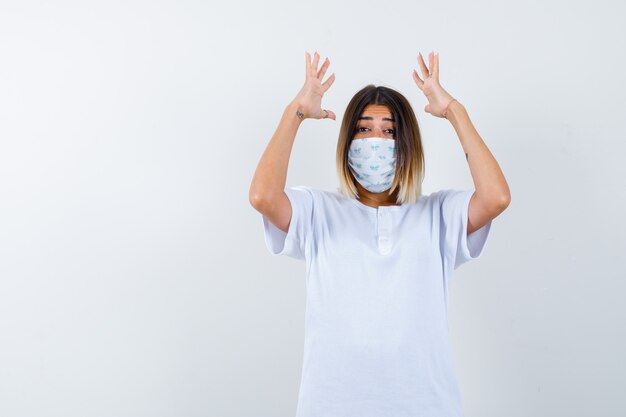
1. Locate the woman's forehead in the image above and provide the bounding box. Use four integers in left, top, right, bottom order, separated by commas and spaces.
359, 104, 394, 122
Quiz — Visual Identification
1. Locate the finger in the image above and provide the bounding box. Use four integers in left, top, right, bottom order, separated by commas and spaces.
412, 69, 423, 90
317, 57, 330, 81
428, 51, 434, 77
417, 52, 429, 78
326, 110, 336, 120
311, 51, 320, 78
322, 73, 336, 92
433, 51, 439, 79
305, 51, 311, 79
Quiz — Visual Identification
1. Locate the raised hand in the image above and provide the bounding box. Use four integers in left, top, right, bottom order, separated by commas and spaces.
412, 51, 457, 118
292, 51, 336, 121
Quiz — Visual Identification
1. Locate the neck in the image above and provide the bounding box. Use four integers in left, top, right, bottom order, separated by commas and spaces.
355, 183, 400, 208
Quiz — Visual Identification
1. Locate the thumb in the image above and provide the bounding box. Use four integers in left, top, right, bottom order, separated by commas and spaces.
424, 104, 430, 113
324, 109, 337, 120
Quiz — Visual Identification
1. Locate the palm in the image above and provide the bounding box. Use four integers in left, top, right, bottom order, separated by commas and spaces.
412, 51, 456, 118
300, 79, 325, 118
293, 51, 336, 120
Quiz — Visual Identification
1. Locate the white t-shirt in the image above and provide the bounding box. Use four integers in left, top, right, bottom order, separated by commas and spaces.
261, 185, 492, 417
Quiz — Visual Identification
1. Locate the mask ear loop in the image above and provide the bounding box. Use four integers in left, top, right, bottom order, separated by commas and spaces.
388, 143, 399, 197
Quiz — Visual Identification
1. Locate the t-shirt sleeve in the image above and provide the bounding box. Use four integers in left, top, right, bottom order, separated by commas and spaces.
438, 189, 492, 270
261, 185, 315, 261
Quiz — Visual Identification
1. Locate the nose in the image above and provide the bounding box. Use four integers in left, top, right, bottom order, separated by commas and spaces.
369, 127, 388, 136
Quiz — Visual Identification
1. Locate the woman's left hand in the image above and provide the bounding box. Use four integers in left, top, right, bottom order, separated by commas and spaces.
412, 51, 457, 118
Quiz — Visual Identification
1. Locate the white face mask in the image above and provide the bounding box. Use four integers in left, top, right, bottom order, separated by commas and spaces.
348, 137, 396, 193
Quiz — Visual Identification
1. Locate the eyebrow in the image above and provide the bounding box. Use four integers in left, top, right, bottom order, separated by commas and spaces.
358, 116, 396, 122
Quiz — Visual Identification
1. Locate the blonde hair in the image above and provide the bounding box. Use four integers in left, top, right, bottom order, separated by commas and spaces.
336, 84, 425, 205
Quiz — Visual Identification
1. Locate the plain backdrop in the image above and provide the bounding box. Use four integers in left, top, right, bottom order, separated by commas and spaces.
1, 1, 625, 416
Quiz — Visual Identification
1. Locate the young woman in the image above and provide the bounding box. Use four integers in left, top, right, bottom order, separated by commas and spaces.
249, 50, 510, 417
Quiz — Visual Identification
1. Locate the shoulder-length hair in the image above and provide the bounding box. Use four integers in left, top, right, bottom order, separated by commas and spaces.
336, 84, 425, 205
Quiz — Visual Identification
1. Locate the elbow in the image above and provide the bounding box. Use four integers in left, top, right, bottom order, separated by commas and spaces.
249, 187, 276, 212
249, 188, 265, 211
250, 179, 285, 211
498, 192, 511, 212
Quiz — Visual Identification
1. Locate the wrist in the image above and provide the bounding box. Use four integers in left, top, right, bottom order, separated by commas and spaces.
285, 101, 305, 125
443, 99, 465, 121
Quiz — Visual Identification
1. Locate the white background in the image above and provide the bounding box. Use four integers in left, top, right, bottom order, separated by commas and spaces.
1, 1, 625, 416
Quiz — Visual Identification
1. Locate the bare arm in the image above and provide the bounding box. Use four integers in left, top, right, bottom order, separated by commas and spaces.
249, 51, 336, 233
444, 100, 511, 234
412, 51, 511, 235
248, 101, 304, 233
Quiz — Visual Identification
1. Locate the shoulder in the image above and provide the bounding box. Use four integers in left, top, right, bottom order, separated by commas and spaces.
285, 185, 355, 211
283, 185, 335, 205
431, 189, 475, 221
407, 189, 443, 208
432, 188, 460, 198
285, 185, 326, 201
412, 189, 471, 218
431, 188, 470, 204
286, 185, 344, 200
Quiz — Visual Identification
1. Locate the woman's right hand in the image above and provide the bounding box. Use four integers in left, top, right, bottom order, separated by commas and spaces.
291, 51, 336, 121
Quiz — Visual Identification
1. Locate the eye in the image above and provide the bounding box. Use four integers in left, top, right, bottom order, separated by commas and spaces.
355, 127, 395, 136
